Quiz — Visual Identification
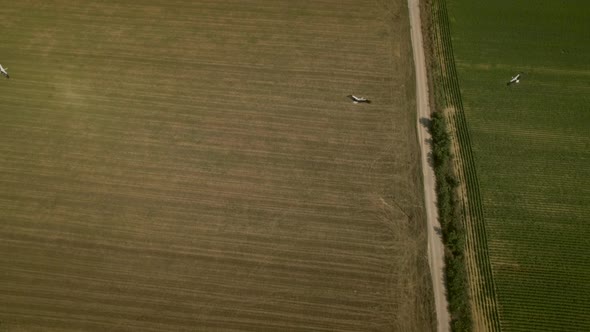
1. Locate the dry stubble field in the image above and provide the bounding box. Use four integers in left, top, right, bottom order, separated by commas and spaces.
0, 1, 434, 330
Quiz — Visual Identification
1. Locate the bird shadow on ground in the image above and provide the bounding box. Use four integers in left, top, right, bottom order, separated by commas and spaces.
434, 226, 443, 239
419, 116, 431, 129
418, 117, 435, 168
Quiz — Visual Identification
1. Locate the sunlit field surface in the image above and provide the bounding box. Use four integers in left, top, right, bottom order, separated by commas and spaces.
448, 0, 590, 330
0, 1, 434, 330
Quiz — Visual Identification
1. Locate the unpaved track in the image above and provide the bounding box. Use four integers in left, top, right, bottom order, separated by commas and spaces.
407, 0, 450, 331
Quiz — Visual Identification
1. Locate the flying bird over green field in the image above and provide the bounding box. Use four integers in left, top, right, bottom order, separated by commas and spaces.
507, 72, 523, 86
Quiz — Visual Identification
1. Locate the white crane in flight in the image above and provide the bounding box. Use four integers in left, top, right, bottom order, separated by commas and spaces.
507, 73, 523, 86
348, 95, 371, 104
0, 64, 9, 79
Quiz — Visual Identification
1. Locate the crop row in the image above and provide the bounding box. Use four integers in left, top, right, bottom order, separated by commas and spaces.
428, 0, 501, 330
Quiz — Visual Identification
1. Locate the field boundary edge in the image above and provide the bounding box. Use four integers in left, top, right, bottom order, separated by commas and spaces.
420, 0, 502, 331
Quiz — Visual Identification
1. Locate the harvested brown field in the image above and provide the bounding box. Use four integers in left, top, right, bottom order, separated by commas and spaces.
0, 0, 434, 330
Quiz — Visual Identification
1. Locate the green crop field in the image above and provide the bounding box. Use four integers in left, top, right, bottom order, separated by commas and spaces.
0, 0, 435, 331
445, 0, 590, 330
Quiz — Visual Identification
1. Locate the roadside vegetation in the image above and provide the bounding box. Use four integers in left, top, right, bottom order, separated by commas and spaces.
420, 0, 501, 331
428, 112, 470, 331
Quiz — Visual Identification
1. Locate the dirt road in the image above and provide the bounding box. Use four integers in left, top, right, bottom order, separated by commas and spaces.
407, 0, 450, 331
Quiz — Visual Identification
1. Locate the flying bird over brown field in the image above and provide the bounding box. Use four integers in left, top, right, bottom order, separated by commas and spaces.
348, 95, 371, 103
0, 64, 9, 79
